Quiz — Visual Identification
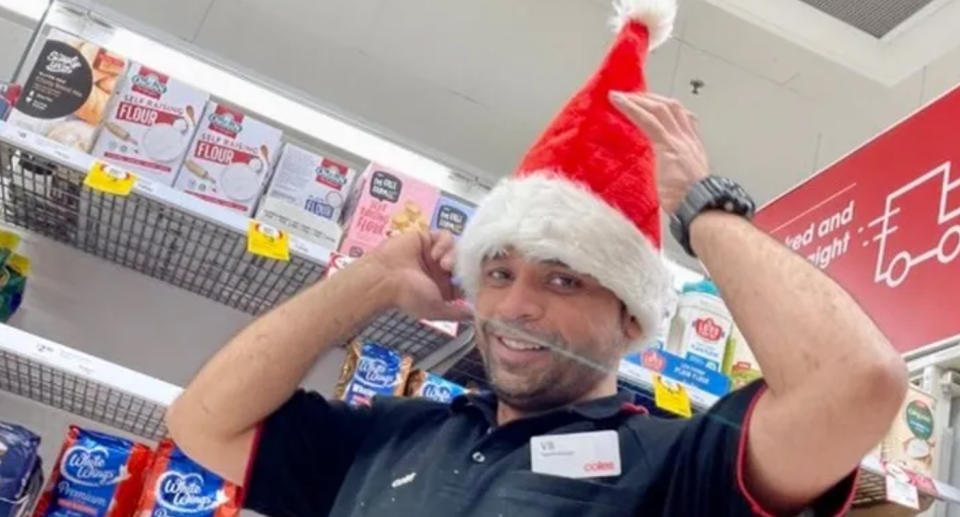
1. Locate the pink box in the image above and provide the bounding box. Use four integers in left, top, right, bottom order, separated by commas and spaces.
339, 163, 440, 258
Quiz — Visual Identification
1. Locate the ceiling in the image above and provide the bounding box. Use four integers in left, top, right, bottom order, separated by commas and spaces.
3, 0, 960, 266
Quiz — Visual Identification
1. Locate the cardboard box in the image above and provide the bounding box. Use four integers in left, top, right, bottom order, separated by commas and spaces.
262, 143, 358, 222
723, 324, 762, 390
7, 29, 126, 152
173, 102, 283, 215
882, 385, 938, 477
91, 63, 209, 185
256, 196, 343, 251
430, 191, 475, 239
339, 163, 439, 258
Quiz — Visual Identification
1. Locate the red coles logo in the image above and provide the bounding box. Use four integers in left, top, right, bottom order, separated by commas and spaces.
583, 461, 615, 472
694, 318, 723, 341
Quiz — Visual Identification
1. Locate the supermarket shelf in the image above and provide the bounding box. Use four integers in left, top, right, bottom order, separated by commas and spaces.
0, 121, 471, 363
0, 322, 180, 441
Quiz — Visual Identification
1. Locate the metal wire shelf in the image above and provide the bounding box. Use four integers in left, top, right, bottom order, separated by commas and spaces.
0, 122, 471, 364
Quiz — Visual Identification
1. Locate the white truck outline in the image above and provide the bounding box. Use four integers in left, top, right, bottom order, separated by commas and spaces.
868, 161, 960, 288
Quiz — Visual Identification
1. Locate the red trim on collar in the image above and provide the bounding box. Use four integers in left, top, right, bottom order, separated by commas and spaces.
735, 385, 859, 517
619, 402, 650, 415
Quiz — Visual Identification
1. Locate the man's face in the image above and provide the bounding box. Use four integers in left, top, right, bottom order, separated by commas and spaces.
473, 250, 641, 412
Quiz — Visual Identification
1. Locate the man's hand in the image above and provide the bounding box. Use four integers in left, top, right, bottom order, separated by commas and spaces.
366, 230, 472, 322
609, 91, 709, 215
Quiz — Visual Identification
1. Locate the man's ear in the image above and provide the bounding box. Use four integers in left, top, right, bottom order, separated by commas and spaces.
620, 304, 644, 344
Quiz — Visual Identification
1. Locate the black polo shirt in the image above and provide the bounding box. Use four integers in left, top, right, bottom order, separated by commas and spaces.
244, 381, 856, 516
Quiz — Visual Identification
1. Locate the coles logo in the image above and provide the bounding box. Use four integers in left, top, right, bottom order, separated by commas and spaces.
422, 383, 452, 402
131, 67, 169, 99
694, 318, 723, 341
315, 159, 349, 189
583, 461, 615, 473
156, 471, 222, 513
208, 106, 243, 138
60, 445, 123, 487
356, 357, 395, 388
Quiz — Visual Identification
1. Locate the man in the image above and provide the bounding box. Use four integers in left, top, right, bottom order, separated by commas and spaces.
167, 0, 907, 515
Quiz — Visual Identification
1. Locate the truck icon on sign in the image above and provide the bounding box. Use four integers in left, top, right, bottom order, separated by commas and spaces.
867, 161, 960, 288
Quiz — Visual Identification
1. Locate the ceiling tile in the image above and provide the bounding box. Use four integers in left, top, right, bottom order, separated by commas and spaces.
94, 0, 215, 41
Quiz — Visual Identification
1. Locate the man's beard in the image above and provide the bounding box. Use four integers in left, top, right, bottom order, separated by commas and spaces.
476, 318, 619, 412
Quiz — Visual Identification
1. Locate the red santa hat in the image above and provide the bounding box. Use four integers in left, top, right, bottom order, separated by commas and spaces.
456, 0, 677, 347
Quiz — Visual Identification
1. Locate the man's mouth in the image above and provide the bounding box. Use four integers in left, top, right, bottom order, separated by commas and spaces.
494, 334, 548, 352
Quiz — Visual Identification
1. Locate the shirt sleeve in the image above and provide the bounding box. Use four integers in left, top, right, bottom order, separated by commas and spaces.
661, 381, 859, 516
243, 390, 376, 517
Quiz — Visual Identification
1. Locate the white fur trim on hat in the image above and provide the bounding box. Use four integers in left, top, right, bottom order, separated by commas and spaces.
456, 174, 672, 349
610, 0, 678, 50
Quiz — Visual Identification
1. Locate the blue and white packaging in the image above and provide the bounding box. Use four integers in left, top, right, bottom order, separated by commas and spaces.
430, 192, 476, 239
405, 371, 467, 404
0, 421, 42, 517
337, 342, 412, 408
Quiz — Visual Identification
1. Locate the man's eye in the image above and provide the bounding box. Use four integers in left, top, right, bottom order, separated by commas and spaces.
548, 275, 582, 290
486, 269, 512, 282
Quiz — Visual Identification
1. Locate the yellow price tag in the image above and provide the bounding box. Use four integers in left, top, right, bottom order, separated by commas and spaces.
84, 161, 136, 196
653, 375, 693, 418
247, 221, 290, 261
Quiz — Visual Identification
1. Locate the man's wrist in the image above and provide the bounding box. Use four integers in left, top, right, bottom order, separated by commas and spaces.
328, 257, 399, 315
688, 211, 744, 258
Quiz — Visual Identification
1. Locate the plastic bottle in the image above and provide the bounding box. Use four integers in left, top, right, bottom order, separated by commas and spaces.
666, 279, 733, 371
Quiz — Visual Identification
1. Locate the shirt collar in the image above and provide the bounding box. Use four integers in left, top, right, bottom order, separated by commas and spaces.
451, 390, 636, 423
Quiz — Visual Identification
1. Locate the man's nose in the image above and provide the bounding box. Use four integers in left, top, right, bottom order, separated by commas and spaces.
494, 279, 545, 322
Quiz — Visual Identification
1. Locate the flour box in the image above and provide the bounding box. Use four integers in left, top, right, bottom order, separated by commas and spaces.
882, 385, 938, 477
339, 163, 439, 257
430, 191, 475, 239
91, 63, 208, 185
173, 102, 283, 215
723, 323, 762, 390
8, 29, 127, 152
665, 280, 733, 372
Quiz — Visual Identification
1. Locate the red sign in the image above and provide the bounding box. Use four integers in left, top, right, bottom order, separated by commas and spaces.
754, 86, 960, 354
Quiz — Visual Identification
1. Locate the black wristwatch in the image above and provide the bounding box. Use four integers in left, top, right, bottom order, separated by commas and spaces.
669, 176, 756, 257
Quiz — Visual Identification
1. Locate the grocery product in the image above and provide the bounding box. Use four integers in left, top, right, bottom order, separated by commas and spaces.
0, 83, 18, 121
134, 440, 240, 517
33, 427, 153, 517
665, 280, 732, 372
0, 254, 30, 323
0, 421, 43, 517
882, 385, 938, 477
91, 63, 208, 185
262, 144, 357, 221
405, 370, 467, 404
173, 102, 283, 215
429, 191, 475, 239
339, 163, 439, 258
723, 323, 762, 390
8, 29, 126, 151
335, 341, 412, 408
0, 231, 21, 268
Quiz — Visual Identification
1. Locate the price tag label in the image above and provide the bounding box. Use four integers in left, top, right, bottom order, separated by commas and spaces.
886, 475, 920, 509
84, 161, 136, 196
247, 221, 290, 261
654, 375, 692, 418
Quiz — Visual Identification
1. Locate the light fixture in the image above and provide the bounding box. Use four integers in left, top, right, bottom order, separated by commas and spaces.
0, 0, 46, 21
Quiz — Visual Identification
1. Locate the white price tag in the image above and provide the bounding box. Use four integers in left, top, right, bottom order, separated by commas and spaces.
530, 431, 621, 479
886, 473, 920, 509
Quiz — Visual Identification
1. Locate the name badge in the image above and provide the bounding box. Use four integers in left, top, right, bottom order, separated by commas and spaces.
530, 431, 621, 479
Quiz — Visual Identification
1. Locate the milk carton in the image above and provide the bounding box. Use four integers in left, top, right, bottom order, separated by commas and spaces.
430, 191, 475, 239
91, 63, 208, 185
8, 29, 127, 151
666, 280, 733, 372
173, 102, 283, 215
882, 385, 938, 477
339, 163, 439, 257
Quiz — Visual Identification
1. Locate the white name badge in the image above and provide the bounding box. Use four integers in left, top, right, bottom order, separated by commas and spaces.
530, 431, 622, 479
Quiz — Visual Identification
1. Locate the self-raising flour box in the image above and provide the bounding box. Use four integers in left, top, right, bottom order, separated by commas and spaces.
173, 102, 283, 215
339, 163, 439, 257
262, 143, 358, 222
91, 63, 208, 185
882, 385, 938, 477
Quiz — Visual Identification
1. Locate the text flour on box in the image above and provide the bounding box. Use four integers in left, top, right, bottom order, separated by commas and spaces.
173, 101, 283, 215
339, 163, 440, 257
91, 63, 209, 185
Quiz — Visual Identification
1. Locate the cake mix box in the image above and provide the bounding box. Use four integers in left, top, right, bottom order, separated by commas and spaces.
882, 385, 938, 477
8, 29, 127, 151
33, 427, 153, 517
173, 102, 283, 215
335, 341, 412, 408
134, 440, 240, 517
339, 163, 439, 258
91, 63, 209, 185
430, 191, 475, 240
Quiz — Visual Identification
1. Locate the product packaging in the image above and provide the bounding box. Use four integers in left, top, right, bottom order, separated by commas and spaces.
134, 440, 240, 517
665, 280, 733, 372
33, 427, 153, 517
91, 63, 208, 185
8, 29, 127, 151
0, 254, 30, 323
429, 192, 475, 239
405, 370, 467, 404
173, 102, 283, 215
0, 421, 43, 517
0, 231, 21, 268
882, 385, 938, 477
723, 324, 762, 390
0, 83, 20, 121
335, 341, 412, 408
339, 164, 439, 258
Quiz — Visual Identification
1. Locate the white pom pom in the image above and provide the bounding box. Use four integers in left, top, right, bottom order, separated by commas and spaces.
610, 0, 678, 50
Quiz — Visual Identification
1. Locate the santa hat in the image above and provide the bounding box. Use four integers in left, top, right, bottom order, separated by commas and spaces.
456, 0, 677, 347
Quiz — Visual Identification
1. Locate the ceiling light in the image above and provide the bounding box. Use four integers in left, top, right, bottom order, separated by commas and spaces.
0, 0, 46, 21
